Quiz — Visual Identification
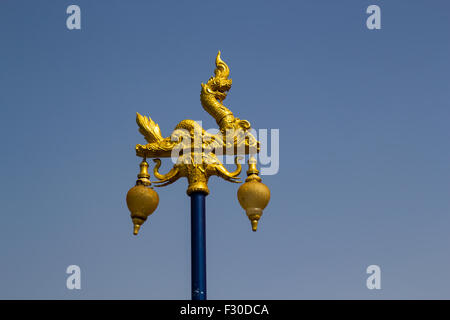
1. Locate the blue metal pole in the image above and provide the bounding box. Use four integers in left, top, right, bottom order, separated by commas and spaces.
190, 191, 207, 300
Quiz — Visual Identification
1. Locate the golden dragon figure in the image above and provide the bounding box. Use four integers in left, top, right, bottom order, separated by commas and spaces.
135, 51, 260, 195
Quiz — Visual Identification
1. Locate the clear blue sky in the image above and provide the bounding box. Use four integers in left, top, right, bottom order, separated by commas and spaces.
0, 0, 449, 299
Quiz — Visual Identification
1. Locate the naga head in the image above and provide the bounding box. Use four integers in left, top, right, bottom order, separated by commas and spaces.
202, 51, 233, 102
199, 51, 259, 152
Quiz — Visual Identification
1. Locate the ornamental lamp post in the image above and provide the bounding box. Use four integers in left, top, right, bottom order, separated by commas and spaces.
126, 51, 270, 300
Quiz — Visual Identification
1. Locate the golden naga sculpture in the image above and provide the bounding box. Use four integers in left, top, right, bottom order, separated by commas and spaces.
135, 51, 259, 160
127, 51, 270, 233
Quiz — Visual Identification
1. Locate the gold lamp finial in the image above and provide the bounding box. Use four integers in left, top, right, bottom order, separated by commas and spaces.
137, 158, 151, 186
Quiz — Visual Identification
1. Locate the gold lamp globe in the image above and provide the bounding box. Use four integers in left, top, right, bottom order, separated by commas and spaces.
237, 158, 270, 232
126, 159, 159, 235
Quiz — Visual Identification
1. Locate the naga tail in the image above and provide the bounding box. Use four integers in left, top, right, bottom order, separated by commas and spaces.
136, 112, 164, 143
